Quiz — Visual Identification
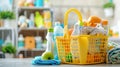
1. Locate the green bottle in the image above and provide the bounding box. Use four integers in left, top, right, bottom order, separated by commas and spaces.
34, 11, 44, 28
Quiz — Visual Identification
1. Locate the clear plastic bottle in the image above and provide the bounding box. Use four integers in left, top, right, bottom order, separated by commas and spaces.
54, 22, 63, 37
54, 22, 63, 60
30, 13, 34, 22
4, 36, 11, 44
71, 23, 80, 35
35, 36, 42, 50
28, 13, 34, 28
46, 28, 54, 54
18, 34, 24, 49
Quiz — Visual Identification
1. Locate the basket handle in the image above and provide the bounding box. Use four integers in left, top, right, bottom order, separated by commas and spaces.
64, 8, 83, 38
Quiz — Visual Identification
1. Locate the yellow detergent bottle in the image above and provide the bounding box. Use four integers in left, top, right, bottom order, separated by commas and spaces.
34, 11, 44, 28
44, 11, 52, 28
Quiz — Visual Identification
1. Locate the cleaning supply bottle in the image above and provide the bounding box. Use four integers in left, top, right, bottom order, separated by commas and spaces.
35, 36, 42, 50
34, 11, 44, 28
18, 34, 24, 49
35, 0, 44, 7
28, 13, 34, 28
54, 22, 63, 60
4, 35, 12, 45
54, 22, 63, 37
44, 11, 52, 28
28, 20, 34, 28
46, 28, 54, 53
41, 28, 54, 60
71, 23, 80, 35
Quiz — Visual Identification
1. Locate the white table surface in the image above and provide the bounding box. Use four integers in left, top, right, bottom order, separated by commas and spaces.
0, 58, 120, 67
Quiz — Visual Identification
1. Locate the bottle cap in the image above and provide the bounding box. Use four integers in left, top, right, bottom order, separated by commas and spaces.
48, 28, 54, 32
102, 20, 108, 25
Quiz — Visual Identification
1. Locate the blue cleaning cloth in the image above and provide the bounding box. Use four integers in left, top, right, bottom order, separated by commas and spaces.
32, 56, 61, 65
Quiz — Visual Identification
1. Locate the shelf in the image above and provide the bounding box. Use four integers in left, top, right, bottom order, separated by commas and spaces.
18, 27, 47, 32
0, 27, 14, 30
17, 48, 45, 58
16, 7, 52, 58
18, 7, 51, 10
19, 27, 47, 30
17, 48, 45, 51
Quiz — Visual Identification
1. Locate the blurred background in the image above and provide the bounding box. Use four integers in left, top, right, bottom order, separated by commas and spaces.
0, 0, 120, 58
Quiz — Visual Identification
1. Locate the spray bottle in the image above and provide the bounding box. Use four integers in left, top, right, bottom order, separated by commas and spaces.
54, 22, 63, 60
41, 28, 54, 60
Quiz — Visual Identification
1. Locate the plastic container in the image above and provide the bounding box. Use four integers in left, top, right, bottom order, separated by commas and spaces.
28, 20, 34, 28
18, 34, 24, 49
54, 22, 63, 37
34, 11, 44, 28
0, 39, 4, 46
35, 36, 42, 49
35, 0, 44, 7
44, 11, 52, 28
46, 28, 54, 53
71, 23, 80, 35
54, 22, 63, 60
56, 8, 108, 64
4, 36, 11, 45
28, 13, 34, 28
30, 13, 34, 21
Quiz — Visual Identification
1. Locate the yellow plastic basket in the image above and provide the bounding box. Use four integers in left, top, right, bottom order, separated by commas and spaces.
56, 8, 108, 64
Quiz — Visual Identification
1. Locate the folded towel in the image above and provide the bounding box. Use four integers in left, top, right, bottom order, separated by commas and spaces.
108, 47, 120, 64
32, 56, 61, 65
108, 41, 119, 50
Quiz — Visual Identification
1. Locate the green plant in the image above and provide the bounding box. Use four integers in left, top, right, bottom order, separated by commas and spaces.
0, 11, 15, 20
2, 43, 16, 54
103, 2, 115, 9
